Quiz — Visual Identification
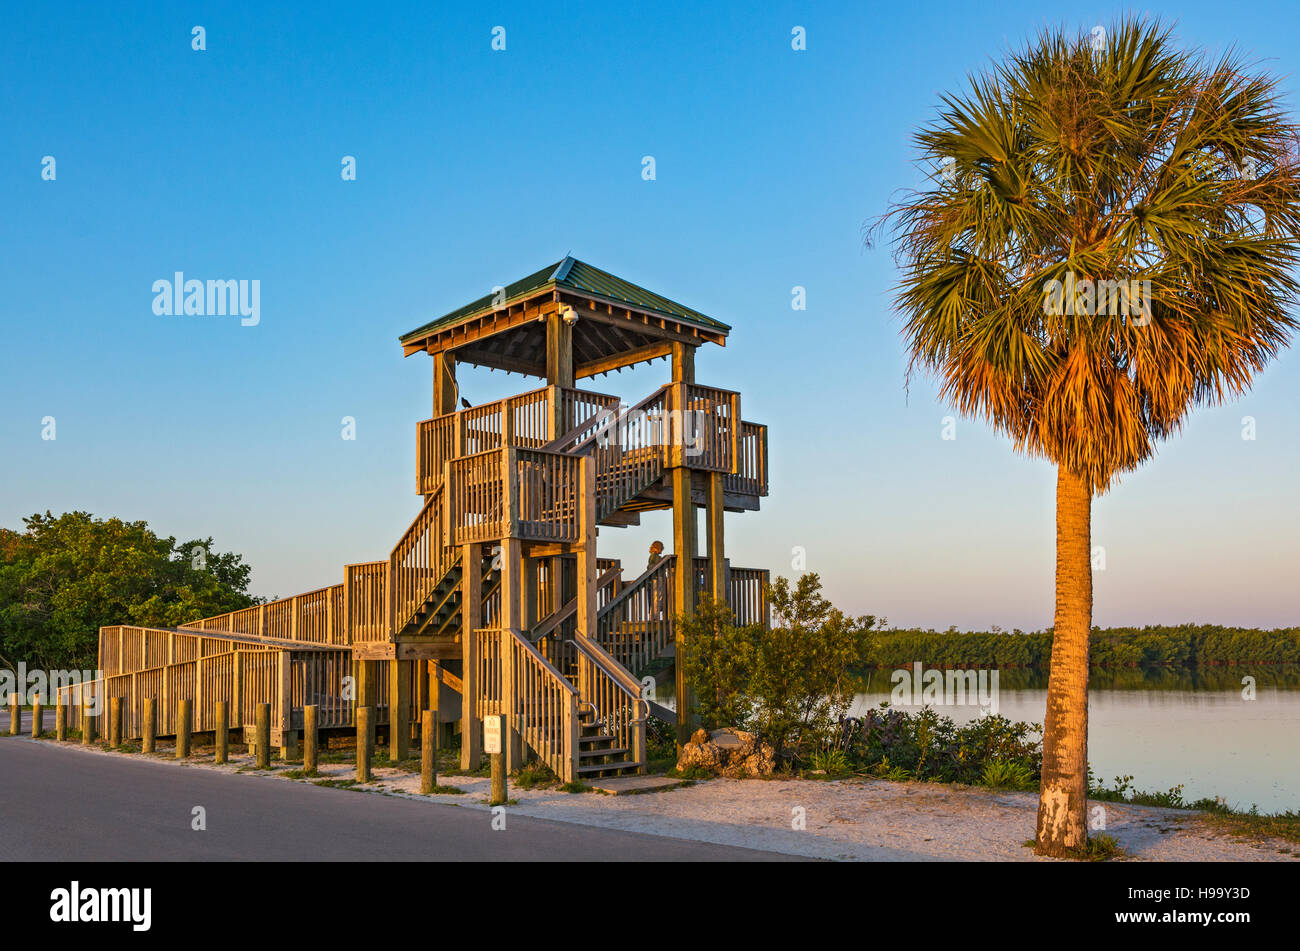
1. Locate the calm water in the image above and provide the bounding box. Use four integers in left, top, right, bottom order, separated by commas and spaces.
651, 666, 1300, 813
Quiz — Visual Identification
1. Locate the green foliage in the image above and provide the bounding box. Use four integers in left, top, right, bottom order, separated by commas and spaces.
0, 511, 260, 670
645, 715, 677, 761
680, 574, 877, 758
513, 763, 557, 789
678, 595, 758, 730
981, 758, 1036, 791
869, 624, 1300, 669
843, 706, 1043, 786
808, 748, 851, 776
1071, 835, 1123, 862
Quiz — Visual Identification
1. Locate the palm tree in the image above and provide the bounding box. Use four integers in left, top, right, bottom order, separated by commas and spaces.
883, 19, 1300, 856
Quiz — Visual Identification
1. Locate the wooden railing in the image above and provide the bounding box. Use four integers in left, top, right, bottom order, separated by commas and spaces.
448, 449, 508, 545
676, 383, 741, 472
573, 631, 647, 775
690, 559, 770, 628
418, 385, 619, 495
595, 555, 676, 674
514, 449, 582, 541
728, 567, 770, 628
473, 627, 581, 780
723, 421, 769, 497
474, 627, 503, 718
389, 486, 453, 635
185, 584, 346, 645
504, 627, 580, 782
344, 561, 388, 642
574, 385, 670, 522
72, 636, 355, 741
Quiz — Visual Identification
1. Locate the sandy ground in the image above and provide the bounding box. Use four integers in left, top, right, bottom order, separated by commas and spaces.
21, 737, 1297, 862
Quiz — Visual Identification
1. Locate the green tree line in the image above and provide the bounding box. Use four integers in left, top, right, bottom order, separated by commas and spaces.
0, 511, 260, 671
868, 624, 1300, 669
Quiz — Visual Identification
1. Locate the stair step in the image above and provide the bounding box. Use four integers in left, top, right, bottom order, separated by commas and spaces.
576, 761, 640, 776
579, 746, 628, 759
579, 734, 616, 745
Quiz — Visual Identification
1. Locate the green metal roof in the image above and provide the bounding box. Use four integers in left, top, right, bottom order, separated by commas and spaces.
400, 257, 730, 344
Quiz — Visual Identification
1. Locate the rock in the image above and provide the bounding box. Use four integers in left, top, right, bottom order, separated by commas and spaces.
675, 726, 776, 778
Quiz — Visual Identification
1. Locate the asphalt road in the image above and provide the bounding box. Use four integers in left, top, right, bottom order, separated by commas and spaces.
0, 729, 796, 862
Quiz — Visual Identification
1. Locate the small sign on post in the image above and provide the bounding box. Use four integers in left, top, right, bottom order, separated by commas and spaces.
483, 715, 502, 755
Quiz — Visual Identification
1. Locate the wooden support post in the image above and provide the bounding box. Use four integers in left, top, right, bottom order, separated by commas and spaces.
672, 466, 698, 744
546, 310, 575, 387
499, 537, 522, 771
433, 351, 457, 416
32, 694, 43, 739
141, 698, 155, 753
706, 470, 727, 603
215, 700, 229, 764
428, 660, 441, 752
388, 659, 411, 761
632, 717, 646, 776
278, 651, 293, 759
56, 701, 68, 742
176, 699, 192, 758
577, 455, 598, 638
356, 706, 372, 782
304, 704, 318, 774
460, 544, 482, 771
357, 659, 378, 753
232, 654, 243, 730
487, 714, 507, 806
522, 556, 538, 632
490, 742, 507, 805
82, 693, 95, 745
8, 697, 19, 735
421, 709, 437, 793
671, 340, 696, 384
255, 702, 270, 769
109, 696, 123, 747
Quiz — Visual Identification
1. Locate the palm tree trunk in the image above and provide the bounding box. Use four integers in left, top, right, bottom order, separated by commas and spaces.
1035, 464, 1093, 857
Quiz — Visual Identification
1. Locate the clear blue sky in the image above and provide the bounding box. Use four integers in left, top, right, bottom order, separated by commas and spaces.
3, 1, 1298, 631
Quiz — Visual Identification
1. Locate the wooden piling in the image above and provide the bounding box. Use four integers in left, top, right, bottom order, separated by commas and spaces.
356, 705, 372, 782
32, 694, 43, 739
82, 696, 95, 745
56, 701, 67, 741
142, 698, 156, 753
176, 699, 192, 758
8, 697, 18, 736
215, 700, 229, 764
255, 702, 270, 770
109, 696, 123, 747
304, 704, 318, 774
490, 747, 507, 806
421, 709, 437, 793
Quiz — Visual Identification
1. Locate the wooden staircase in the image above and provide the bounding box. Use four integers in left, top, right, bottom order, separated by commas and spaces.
576, 705, 640, 778
395, 553, 499, 640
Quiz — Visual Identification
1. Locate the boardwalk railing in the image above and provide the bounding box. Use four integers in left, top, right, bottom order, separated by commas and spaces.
64, 636, 356, 740
184, 585, 346, 645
